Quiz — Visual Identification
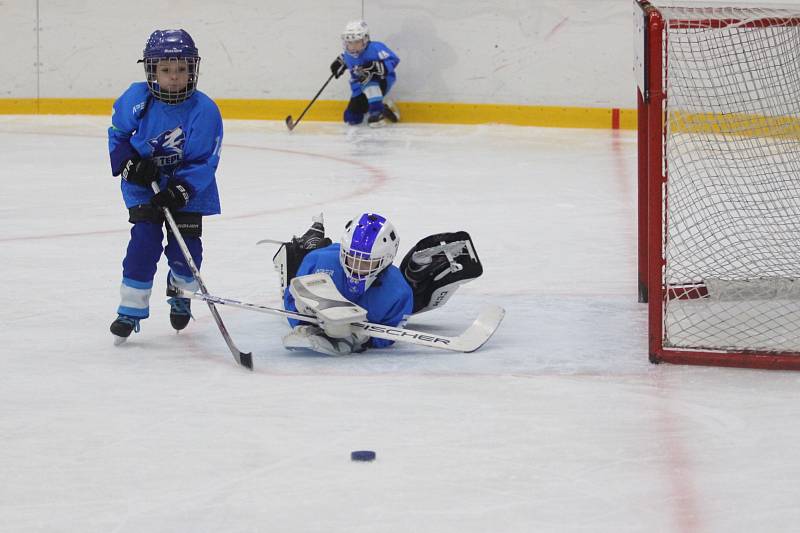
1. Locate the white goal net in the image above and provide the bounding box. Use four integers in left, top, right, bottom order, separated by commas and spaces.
656, 4, 800, 354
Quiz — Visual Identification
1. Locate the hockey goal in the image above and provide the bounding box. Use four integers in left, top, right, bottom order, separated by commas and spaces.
636, 0, 800, 369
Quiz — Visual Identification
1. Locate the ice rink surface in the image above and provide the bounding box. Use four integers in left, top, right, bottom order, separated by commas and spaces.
2, 116, 800, 532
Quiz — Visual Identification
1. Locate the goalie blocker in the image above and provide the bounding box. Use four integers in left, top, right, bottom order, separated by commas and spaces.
268, 219, 483, 315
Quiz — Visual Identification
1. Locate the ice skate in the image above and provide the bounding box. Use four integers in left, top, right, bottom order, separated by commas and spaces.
383, 99, 400, 123
168, 296, 192, 331
110, 314, 141, 345
367, 110, 387, 128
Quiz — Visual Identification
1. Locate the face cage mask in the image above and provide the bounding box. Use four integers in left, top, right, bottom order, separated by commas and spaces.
342, 37, 368, 58
144, 57, 200, 105
340, 247, 389, 293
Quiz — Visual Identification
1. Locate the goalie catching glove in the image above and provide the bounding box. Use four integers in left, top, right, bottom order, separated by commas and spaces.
400, 231, 483, 314
283, 273, 369, 356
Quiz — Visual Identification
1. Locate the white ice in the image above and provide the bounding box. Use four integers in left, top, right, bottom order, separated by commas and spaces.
1, 116, 799, 533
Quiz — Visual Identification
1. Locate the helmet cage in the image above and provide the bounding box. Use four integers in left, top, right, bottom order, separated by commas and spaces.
141, 29, 201, 105
144, 57, 200, 105
341, 248, 392, 280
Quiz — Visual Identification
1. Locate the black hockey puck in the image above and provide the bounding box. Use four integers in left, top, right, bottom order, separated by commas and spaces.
350, 450, 376, 462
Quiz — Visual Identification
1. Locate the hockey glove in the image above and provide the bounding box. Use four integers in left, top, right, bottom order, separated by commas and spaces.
354, 61, 386, 84
330, 55, 346, 79
121, 157, 159, 187
151, 183, 190, 210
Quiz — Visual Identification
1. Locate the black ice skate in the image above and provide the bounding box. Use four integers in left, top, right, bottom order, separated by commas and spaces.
295, 214, 327, 250
261, 213, 333, 298
383, 100, 400, 123
168, 296, 192, 331
368, 111, 387, 128
110, 314, 141, 345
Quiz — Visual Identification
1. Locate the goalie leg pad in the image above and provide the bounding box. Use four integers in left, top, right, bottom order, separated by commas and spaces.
270, 214, 332, 296
283, 325, 369, 356
272, 243, 299, 297
290, 273, 368, 338
400, 231, 484, 314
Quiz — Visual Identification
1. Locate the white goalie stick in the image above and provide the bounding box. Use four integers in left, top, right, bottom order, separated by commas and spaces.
167, 287, 505, 353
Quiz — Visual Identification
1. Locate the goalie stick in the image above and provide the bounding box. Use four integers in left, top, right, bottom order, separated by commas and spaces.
167, 287, 505, 353
152, 183, 253, 370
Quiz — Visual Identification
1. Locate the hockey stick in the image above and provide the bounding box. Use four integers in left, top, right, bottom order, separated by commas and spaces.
152, 183, 253, 370
168, 287, 505, 353
285, 73, 336, 131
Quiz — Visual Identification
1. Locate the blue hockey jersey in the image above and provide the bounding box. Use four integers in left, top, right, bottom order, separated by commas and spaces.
284, 243, 413, 348
342, 41, 400, 97
108, 82, 223, 215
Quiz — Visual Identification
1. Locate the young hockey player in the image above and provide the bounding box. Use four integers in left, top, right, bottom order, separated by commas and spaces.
107, 29, 223, 344
273, 214, 484, 356
329, 20, 401, 127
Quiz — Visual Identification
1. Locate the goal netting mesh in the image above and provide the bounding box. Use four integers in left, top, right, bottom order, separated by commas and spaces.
659, 5, 800, 353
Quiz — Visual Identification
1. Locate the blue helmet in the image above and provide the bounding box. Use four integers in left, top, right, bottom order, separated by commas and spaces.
143, 29, 199, 59
340, 213, 399, 296
141, 29, 201, 104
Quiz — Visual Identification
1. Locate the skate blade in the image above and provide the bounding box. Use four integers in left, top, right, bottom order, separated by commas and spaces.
113, 335, 128, 346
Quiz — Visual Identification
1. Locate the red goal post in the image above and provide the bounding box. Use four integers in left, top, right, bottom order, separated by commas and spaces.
635, 0, 800, 369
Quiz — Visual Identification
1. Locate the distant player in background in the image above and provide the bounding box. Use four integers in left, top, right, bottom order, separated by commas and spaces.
272, 213, 484, 356
107, 29, 223, 344
329, 20, 401, 127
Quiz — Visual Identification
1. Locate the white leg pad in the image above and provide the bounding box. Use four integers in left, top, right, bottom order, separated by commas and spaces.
283, 325, 368, 356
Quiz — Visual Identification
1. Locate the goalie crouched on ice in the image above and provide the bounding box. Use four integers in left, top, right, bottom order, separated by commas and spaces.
275, 213, 484, 356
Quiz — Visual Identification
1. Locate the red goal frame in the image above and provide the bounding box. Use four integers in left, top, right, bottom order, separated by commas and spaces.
635, 0, 800, 370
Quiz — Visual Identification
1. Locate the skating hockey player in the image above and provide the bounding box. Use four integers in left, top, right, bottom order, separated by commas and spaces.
107, 29, 223, 344
329, 20, 401, 127
271, 213, 484, 356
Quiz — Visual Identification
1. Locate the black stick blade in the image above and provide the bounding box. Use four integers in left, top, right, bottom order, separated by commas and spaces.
239, 352, 254, 370
285, 115, 295, 131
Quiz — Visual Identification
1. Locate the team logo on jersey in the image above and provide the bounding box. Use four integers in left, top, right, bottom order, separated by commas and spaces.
148, 127, 185, 167
378, 50, 390, 60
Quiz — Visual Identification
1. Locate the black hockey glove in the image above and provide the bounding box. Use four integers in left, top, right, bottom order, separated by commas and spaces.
121, 157, 159, 187
330, 55, 346, 79
354, 61, 386, 84
151, 183, 190, 211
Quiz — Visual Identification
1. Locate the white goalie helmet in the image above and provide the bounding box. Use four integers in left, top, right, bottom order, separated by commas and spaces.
342, 20, 370, 57
340, 213, 399, 295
